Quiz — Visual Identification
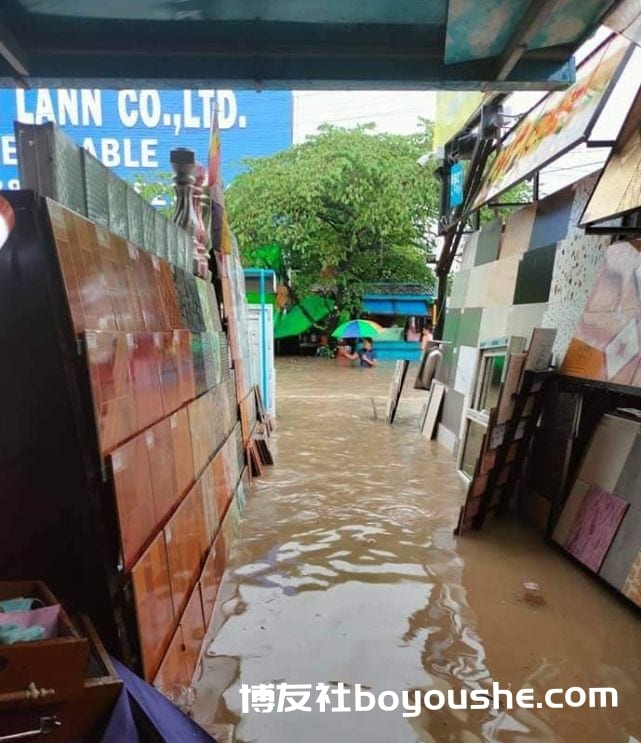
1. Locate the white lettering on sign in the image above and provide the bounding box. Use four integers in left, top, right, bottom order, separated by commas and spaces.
1, 136, 16, 166
139, 90, 161, 128
118, 90, 138, 127
15, 89, 103, 126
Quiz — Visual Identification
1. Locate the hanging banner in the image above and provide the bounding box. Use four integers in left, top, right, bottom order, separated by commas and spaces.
449, 162, 464, 208
472, 36, 630, 210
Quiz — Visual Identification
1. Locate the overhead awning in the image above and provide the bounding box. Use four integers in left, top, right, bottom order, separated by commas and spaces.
0, 1, 619, 90
362, 295, 432, 316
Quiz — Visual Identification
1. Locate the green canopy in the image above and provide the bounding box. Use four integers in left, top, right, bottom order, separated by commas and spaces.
274, 295, 335, 339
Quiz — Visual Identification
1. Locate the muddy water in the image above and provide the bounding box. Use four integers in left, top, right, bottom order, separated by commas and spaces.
194, 358, 641, 743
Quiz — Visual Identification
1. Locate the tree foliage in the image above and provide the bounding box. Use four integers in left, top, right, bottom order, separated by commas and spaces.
226, 123, 439, 325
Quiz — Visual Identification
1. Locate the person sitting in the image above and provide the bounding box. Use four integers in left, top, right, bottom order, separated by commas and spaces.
359, 337, 378, 368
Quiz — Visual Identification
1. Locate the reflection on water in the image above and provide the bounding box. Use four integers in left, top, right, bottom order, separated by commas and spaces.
194, 359, 641, 743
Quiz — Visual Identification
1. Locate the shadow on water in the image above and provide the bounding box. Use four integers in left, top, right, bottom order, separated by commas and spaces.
194, 358, 641, 743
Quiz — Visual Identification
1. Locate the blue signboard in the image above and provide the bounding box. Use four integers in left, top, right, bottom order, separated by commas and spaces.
449, 161, 464, 208
0, 88, 292, 191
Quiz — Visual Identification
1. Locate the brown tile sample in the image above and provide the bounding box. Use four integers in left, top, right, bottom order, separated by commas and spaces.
180, 585, 206, 684
146, 417, 179, 525
131, 531, 175, 681
128, 332, 164, 432
110, 433, 156, 572
170, 407, 195, 500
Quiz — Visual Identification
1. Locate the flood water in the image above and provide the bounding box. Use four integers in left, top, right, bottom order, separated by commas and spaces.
194, 358, 641, 743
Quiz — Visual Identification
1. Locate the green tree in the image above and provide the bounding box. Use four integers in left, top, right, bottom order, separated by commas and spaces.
226, 123, 439, 327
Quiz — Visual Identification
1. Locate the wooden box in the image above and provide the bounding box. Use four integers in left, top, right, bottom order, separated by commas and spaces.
0, 581, 87, 700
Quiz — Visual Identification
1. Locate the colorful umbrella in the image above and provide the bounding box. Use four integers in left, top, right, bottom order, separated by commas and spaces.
331, 319, 383, 339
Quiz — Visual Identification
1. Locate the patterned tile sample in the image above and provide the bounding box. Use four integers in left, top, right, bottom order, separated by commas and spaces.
191, 334, 208, 397
501, 204, 536, 259
155, 209, 168, 260
131, 531, 175, 681
529, 185, 573, 250
513, 243, 556, 304
561, 240, 641, 384
110, 433, 156, 571
85, 331, 137, 454
48, 201, 116, 333
167, 220, 179, 265
164, 481, 208, 618
146, 418, 179, 525
142, 200, 157, 254
600, 431, 641, 590
127, 332, 164, 431
474, 217, 502, 266
564, 486, 628, 573
157, 260, 183, 330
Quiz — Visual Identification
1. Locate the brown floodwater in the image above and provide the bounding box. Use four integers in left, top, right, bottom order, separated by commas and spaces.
194, 358, 641, 743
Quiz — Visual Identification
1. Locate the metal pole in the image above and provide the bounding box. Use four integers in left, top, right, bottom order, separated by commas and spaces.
260, 269, 268, 412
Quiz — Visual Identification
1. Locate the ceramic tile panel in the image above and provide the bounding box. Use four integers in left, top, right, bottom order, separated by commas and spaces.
486, 255, 521, 307
188, 395, 209, 478
131, 531, 175, 681
622, 546, 641, 608
110, 433, 156, 572
582, 92, 641, 226
440, 388, 465, 438
174, 330, 196, 405
196, 278, 216, 334
170, 407, 195, 500
107, 168, 129, 240
199, 542, 221, 626
85, 331, 138, 454
208, 284, 223, 332
48, 201, 116, 333
479, 305, 510, 343
585, 241, 641, 314
513, 243, 556, 304
212, 449, 232, 520
457, 308, 482, 347
82, 150, 109, 228
564, 486, 628, 573
464, 263, 490, 307
167, 220, 179, 265
180, 586, 206, 683
454, 345, 478, 397
474, 217, 502, 266
459, 230, 479, 270
157, 260, 183, 331
191, 334, 208, 398
153, 625, 190, 699
133, 249, 169, 332
164, 481, 208, 618
142, 200, 157, 254
154, 210, 168, 260
127, 332, 164, 432
529, 185, 573, 250
105, 232, 146, 332
576, 414, 639, 492
184, 272, 207, 334
505, 303, 547, 340
200, 461, 219, 546
501, 204, 536, 258
156, 332, 182, 417
449, 269, 470, 309
443, 308, 462, 346
146, 417, 179, 525
127, 187, 144, 247
600, 431, 641, 589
